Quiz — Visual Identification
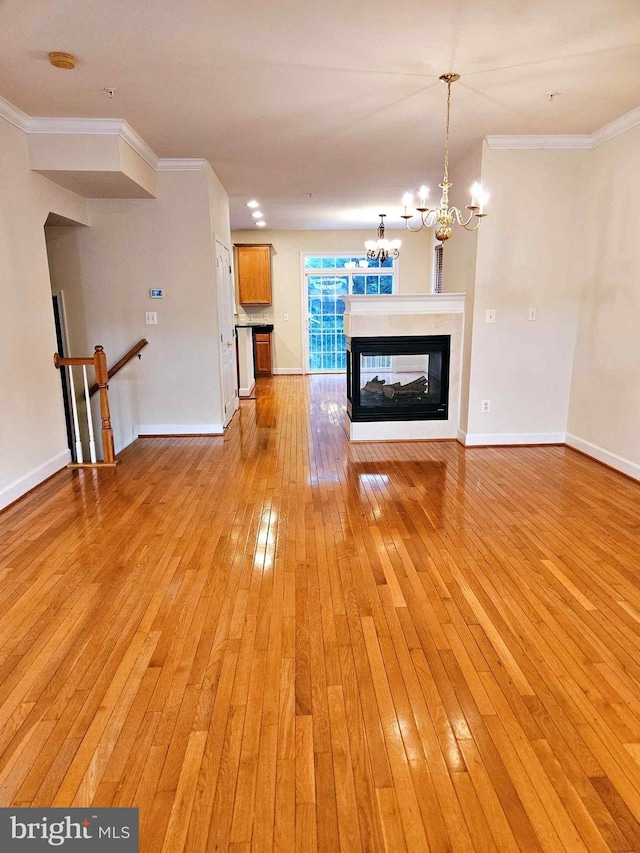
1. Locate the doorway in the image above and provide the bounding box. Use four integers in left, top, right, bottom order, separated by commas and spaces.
51, 292, 74, 452
216, 241, 239, 427
303, 253, 396, 373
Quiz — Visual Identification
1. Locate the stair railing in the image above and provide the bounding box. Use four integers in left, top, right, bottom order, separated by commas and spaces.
54, 345, 116, 467
88, 338, 148, 397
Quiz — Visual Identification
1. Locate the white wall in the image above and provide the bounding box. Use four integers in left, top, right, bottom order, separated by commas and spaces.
0, 115, 88, 510
462, 145, 590, 444
567, 124, 640, 478
45, 166, 230, 448
441, 144, 483, 296
231, 228, 433, 372
440, 143, 483, 432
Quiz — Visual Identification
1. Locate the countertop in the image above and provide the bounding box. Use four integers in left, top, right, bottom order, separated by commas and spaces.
235, 322, 274, 332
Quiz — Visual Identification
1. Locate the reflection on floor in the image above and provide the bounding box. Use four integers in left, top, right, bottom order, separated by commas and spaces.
1, 374, 640, 852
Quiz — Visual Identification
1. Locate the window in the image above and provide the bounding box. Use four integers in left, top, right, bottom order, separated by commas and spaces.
305, 254, 397, 372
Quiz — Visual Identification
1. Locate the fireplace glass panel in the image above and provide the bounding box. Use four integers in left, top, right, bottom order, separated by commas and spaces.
360, 352, 442, 408
347, 335, 450, 422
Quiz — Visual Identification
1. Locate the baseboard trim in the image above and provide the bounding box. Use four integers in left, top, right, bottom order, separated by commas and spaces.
239, 380, 256, 397
462, 431, 566, 447
115, 432, 138, 455
565, 434, 640, 482
272, 368, 304, 375
134, 424, 224, 436
0, 449, 71, 512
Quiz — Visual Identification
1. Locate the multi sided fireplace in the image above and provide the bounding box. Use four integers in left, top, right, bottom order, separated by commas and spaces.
347, 335, 450, 422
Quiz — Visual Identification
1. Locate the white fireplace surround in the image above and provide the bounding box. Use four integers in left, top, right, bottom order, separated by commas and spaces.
343, 293, 465, 317
343, 294, 465, 442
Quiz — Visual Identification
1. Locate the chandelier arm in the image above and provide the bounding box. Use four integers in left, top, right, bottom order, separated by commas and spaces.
462, 217, 482, 232
403, 218, 428, 233
452, 207, 475, 228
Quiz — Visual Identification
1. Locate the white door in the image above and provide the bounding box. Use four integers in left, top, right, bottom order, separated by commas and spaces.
216, 241, 239, 427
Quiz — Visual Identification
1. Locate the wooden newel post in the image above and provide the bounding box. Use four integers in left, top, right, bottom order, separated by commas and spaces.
93, 345, 115, 465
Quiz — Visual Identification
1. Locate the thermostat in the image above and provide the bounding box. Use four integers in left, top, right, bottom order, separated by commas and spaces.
150, 288, 163, 298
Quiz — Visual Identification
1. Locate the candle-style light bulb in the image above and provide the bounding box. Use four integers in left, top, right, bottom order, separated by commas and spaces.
402, 192, 413, 209
478, 189, 489, 215
419, 185, 429, 207
470, 182, 480, 208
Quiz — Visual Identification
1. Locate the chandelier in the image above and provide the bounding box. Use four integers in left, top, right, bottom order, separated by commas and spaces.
402, 73, 488, 242
365, 214, 401, 263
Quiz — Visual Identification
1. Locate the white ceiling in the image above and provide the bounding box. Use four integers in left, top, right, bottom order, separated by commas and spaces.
2, 0, 639, 230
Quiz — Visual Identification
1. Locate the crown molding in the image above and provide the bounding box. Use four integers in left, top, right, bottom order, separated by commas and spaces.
591, 105, 640, 147
118, 122, 160, 169
26, 116, 159, 169
486, 134, 592, 150
0, 95, 30, 132
486, 105, 640, 151
27, 116, 125, 134
157, 158, 208, 171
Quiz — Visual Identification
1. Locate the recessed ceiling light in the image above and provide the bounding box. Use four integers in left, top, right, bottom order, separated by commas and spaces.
247, 200, 260, 208
256, 221, 266, 227
252, 211, 263, 218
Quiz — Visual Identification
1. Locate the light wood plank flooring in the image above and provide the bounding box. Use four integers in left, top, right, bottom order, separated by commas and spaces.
1, 374, 640, 851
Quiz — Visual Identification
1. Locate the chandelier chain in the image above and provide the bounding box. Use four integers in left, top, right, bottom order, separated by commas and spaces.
443, 78, 451, 187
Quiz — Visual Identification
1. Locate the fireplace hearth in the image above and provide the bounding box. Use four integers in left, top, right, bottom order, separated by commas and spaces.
347, 335, 450, 422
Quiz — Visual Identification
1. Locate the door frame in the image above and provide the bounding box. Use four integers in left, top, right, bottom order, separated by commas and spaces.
51, 291, 75, 451
299, 251, 400, 375
216, 238, 239, 427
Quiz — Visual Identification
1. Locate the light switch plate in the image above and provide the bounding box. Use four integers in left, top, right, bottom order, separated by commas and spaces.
145, 312, 158, 325
486, 309, 496, 324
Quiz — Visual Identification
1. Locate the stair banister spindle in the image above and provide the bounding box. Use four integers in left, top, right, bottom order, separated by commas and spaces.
82, 364, 97, 464
66, 365, 84, 464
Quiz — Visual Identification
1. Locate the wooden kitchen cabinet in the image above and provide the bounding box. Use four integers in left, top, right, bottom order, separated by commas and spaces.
254, 332, 272, 376
235, 243, 272, 305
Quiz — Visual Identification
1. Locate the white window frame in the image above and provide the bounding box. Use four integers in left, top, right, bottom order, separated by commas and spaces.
300, 252, 399, 374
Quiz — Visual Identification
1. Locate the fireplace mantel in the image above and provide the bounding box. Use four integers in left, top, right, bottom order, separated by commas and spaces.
342, 293, 465, 316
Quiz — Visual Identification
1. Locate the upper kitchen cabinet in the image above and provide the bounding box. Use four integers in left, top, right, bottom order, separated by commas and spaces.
235, 243, 272, 305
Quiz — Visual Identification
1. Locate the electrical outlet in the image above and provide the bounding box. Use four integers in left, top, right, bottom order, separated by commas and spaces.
528, 307, 537, 321
481, 399, 491, 413
145, 312, 157, 325
485, 308, 496, 324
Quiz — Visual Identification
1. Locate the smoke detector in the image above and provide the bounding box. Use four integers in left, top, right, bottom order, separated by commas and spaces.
48, 52, 77, 70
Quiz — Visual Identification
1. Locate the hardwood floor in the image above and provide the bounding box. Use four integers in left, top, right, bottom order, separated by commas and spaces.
1, 374, 640, 851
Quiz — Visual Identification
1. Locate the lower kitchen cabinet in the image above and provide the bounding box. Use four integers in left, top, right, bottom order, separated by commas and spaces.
254, 332, 272, 376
